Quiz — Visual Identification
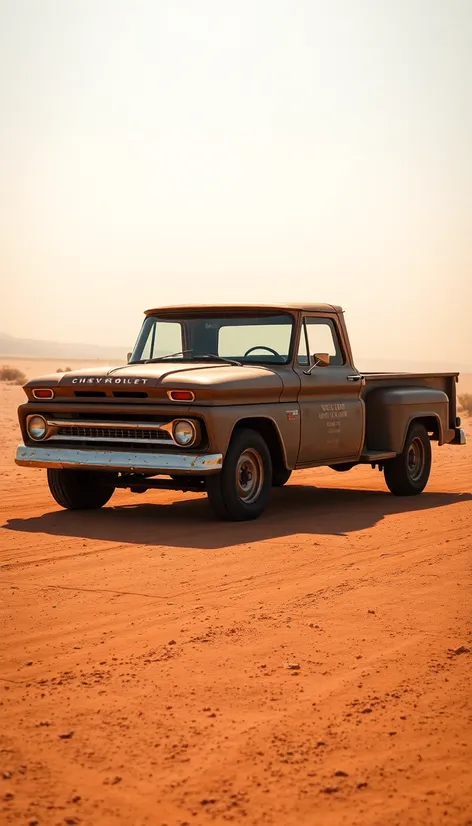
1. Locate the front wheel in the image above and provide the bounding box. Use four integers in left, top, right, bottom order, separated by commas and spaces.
47, 469, 115, 510
384, 423, 431, 496
206, 429, 272, 521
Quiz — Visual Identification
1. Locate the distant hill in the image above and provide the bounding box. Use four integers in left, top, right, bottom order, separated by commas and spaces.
0, 332, 127, 360
0, 332, 470, 374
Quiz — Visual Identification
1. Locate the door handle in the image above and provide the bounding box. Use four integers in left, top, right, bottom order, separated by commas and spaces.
347, 374, 363, 382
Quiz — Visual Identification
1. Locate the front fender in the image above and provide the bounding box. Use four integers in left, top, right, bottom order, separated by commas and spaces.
195, 404, 300, 469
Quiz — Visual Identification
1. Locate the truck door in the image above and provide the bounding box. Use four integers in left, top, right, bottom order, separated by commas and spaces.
295, 315, 364, 465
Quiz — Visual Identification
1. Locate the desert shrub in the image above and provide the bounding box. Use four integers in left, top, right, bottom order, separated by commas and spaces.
0, 365, 27, 385
458, 393, 472, 417
56, 366, 72, 373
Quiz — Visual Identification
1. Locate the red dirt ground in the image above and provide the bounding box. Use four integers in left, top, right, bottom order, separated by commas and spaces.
1, 367, 471, 826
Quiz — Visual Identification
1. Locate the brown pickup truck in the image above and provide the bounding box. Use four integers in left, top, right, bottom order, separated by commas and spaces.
16, 304, 466, 521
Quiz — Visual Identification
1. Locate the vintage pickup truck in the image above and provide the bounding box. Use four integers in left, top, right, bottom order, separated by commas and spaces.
16, 304, 466, 521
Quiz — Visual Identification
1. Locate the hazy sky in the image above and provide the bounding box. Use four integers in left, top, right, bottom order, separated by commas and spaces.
1, 0, 471, 362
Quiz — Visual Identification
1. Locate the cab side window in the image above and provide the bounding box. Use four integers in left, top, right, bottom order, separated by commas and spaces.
297, 318, 343, 366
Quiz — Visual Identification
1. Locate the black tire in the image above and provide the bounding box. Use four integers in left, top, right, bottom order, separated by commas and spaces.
206, 428, 272, 521
47, 469, 115, 510
329, 463, 355, 472
272, 468, 292, 487
384, 423, 431, 496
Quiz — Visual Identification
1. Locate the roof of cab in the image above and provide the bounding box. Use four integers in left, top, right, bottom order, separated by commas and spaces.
144, 303, 343, 315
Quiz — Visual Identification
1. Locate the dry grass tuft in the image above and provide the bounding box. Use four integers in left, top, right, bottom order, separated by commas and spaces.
458, 393, 472, 417
0, 365, 27, 385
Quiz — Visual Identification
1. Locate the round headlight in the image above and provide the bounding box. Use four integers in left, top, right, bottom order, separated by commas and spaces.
27, 415, 48, 441
173, 420, 196, 447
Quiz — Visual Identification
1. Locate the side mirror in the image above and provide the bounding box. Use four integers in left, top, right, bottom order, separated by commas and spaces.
303, 352, 331, 375
313, 352, 330, 367
126, 352, 132, 363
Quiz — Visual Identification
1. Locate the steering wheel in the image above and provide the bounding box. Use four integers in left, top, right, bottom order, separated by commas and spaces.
243, 345, 282, 358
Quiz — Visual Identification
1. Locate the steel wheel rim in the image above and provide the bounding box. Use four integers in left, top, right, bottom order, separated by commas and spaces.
407, 436, 425, 482
236, 448, 264, 504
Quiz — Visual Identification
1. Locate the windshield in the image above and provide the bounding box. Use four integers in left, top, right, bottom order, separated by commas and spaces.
130, 312, 295, 365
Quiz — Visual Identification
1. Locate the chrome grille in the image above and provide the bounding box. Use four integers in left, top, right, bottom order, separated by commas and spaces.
57, 425, 172, 441
43, 418, 176, 446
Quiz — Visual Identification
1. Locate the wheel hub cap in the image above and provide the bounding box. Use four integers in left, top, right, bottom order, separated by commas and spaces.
236, 449, 264, 504
407, 437, 425, 482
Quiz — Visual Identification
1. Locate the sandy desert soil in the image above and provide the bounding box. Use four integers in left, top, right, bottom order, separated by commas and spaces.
0, 362, 471, 826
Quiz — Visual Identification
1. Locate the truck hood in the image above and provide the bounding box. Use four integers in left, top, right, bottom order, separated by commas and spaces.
26, 361, 286, 404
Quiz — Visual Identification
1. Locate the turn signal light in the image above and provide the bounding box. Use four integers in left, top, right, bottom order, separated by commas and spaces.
32, 388, 54, 399
167, 390, 195, 402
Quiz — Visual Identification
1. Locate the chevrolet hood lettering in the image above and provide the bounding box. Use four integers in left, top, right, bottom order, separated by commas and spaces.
71, 377, 148, 385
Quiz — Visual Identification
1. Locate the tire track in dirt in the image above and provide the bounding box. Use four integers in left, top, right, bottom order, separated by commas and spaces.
1, 380, 471, 825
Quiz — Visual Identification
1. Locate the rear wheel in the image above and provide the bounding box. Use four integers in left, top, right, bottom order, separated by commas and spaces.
47, 469, 115, 510
206, 428, 272, 521
384, 423, 431, 496
272, 468, 292, 487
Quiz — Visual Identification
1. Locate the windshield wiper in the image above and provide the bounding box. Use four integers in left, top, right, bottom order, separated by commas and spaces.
143, 349, 194, 363
132, 350, 242, 366
197, 353, 242, 366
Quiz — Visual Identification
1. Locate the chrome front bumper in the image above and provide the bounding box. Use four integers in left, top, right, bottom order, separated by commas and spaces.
15, 445, 223, 475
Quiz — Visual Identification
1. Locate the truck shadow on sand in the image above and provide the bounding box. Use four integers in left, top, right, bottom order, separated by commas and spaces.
4, 486, 471, 550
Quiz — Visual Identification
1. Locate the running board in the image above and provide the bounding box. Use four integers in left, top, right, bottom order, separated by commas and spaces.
359, 450, 396, 463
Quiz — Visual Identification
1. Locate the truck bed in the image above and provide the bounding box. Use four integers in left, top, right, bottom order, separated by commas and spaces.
360, 372, 460, 451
